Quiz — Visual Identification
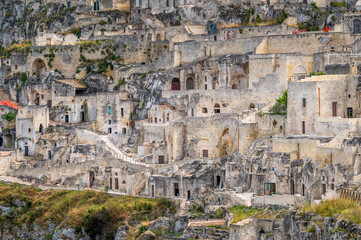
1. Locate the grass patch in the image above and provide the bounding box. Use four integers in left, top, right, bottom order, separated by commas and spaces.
230, 205, 287, 223
0, 183, 177, 239
302, 198, 361, 224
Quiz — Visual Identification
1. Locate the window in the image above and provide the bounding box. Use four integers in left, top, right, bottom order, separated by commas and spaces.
108, 106, 111, 114
302, 121, 305, 134
302, 98, 306, 108
67, 1, 71, 8
41, 95, 44, 99
108, 128, 112, 134
136, 0, 139, 7
122, 128, 126, 135
167, 113, 170, 121
115, 178, 119, 190
205, 76, 207, 82
202, 108, 208, 113
332, 102, 337, 117
109, 178, 112, 189
94, 1, 99, 11
158, 155, 165, 164
205, 85, 207, 90
28, 128, 31, 133
214, 103, 220, 113
203, 150, 208, 157
121, 108, 124, 117
109, 120, 111, 124
155, 117, 158, 123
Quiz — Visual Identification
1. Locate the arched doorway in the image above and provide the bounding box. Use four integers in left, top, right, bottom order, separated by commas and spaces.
214, 103, 220, 113
171, 78, 180, 90
3, 134, 13, 148
186, 77, 194, 90
31, 59, 46, 78
34, 92, 40, 105
354, 19, 361, 34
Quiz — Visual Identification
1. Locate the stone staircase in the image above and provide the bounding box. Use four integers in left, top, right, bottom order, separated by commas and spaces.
98, 134, 149, 167
176, 200, 191, 216
322, 129, 350, 148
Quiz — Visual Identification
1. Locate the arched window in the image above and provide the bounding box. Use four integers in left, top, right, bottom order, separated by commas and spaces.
156, 34, 161, 41
171, 78, 180, 90
186, 77, 194, 90
39, 124, 43, 134
214, 103, 220, 113
249, 103, 256, 110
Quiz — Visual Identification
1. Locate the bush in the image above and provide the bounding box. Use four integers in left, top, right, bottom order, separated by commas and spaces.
215, 209, 223, 219
4, 111, 16, 122
278, 10, 288, 24
20, 72, 27, 84
256, 14, 262, 24
311, 2, 318, 10
138, 225, 148, 235
269, 91, 287, 115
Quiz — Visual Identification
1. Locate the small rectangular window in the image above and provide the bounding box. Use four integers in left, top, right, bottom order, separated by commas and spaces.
108, 128, 112, 134
302, 98, 306, 107
67, 1, 71, 8
121, 108, 124, 117
302, 121, 305, 134
109, 120, 111, 124
122, 128, 126, 135
108, 106, 111, 114
28, 128, 31, 133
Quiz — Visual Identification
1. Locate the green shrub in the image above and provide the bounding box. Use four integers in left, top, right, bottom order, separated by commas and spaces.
278, 10, 288, 24
215, 209, 223, 219
269, 91, 287, 115
256, 14, 262, 23
138, 225, 148, 235
4, 111, 16, 122
311, 2, 318, 10
20, 72, 27, 85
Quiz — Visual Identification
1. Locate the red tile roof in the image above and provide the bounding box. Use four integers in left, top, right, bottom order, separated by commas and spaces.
0, 100, 18, 110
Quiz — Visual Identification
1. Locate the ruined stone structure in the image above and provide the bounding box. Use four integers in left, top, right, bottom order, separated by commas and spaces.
3, 0, 361, 238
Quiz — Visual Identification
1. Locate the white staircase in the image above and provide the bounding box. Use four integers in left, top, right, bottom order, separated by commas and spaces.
98, 134, 148, 166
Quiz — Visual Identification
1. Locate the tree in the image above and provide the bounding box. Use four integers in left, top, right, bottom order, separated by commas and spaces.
269, 91, 287, 115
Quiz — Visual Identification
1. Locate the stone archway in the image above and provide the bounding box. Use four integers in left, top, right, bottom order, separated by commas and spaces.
31, 58, 46, 78
31, 90, 40, 105
292, 65, 308, 81
3, 134, 13, 148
